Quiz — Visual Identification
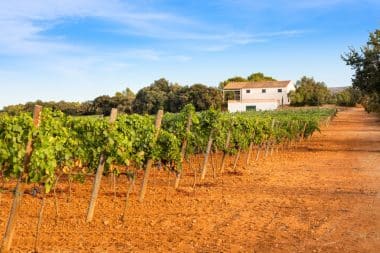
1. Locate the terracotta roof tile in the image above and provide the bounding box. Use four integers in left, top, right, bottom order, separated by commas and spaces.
224, 80, 291, 89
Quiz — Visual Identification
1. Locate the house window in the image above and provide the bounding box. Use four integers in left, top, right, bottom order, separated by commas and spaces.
233, 90, 241, 101
246, 105, 256, 111
278, 88, 282, 93
246, 89, 250, 93
262, 89, 266, 93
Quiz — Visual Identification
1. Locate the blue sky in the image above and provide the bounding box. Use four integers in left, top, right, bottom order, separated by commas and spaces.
0, 0, 379, 108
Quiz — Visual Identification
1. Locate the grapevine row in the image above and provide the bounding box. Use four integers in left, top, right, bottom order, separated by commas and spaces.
0, 105, 336, 192
0, 104, 336, 251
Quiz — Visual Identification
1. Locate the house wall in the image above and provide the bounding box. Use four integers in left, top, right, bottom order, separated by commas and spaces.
241, 87, 289, 105
225, 82, 296, 112
240, 82, 295, 105
285, 82, 296, 101
228, 101, 278, 112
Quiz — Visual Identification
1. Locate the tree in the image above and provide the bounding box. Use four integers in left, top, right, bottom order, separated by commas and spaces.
186, 84, 223, 111
361, 93, 380, 112
133, 79, 223, 114
92, 95, 117, 115
335, 87, 362, 106
114, 88, 135, 114
247, 72, 276, 82
219, 72, 276, 89
3, 78, 224, 116
289, 76, 331, 106
2, 104, 25, 115
132, 87, 164, 114
132, 78, 172, 114
342, 29, 380, 112
219, 76, 247, 89
2, 100, 94, 116
115, 87, 135, 98
165, 85, 189, 113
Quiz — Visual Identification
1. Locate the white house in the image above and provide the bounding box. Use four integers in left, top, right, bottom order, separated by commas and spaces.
223, 80, 295, 112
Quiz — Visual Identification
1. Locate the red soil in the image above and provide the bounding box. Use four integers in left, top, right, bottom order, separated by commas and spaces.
0, 107, 379, 252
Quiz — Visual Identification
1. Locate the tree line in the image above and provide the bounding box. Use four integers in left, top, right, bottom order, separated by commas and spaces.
2, 79, 223, 116
2, 65, 370, 116
2, 73, 274, 116
288, 76, 361, 107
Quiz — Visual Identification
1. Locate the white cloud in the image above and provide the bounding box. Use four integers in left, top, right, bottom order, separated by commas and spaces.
0, 0, 189, 56
190, 30, 305, 52
0, 1, 308, 57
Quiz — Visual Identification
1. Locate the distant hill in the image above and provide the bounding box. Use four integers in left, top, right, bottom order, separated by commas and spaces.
329, 86, 349, 94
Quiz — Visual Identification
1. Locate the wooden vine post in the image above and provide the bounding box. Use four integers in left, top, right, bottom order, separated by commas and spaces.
232, 148, 241, 171
200, 130, 214, 181
1, 105, 42, 253
286, 120, 293, 149
219, 129, 231, 174
86, 108, 117, 223
255, 144, 261, 161
292, 120, 299, 149
138, 109, 163, 203
270, 120, 277, 156
300, 122, 308, 142
174, 113, 192, 189
121, 173, 136, 222
245, 129, 256, 166
33, 192, 46, 253
246, 141, 254, 166
264, 141, 270, 157
265, 119, 275, 157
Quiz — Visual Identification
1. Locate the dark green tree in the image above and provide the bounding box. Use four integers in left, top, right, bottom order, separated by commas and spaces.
342, 29, 380, 112
219, 72, 276, 89
335, 87, 362, 106
115, 87, 135, 98
289, 76, 331, 106
2, 104, 25, 115
219, 76, 247, 89
113, 88, 135, 114
247, 72, 276, 82
3, 100, 94, 116
166, 85, 189, 113
92, 95, 117, 115
132, 78, 171, 114
187, 84, 223, 111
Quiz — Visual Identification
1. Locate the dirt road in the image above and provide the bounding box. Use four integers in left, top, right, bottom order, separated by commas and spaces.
0, 107, 379, 252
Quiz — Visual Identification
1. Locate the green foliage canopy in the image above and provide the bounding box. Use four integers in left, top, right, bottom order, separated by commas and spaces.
219, 72, 276, 89
289, 76, 331, 106
342, 29, 380, 112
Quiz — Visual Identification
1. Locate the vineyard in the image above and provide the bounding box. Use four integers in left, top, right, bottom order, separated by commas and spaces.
0, 105, 336, 252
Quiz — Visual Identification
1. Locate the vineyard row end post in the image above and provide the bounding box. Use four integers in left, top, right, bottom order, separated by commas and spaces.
138, 109, 164, 203
200, 130, 214, 181
86, 108, 118, 223
174, 113, 192, 189
1, 105, 42, 253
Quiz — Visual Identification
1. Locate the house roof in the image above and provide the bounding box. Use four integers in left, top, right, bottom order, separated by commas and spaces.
224, 80, 291, 90
228, 99, 278, 103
